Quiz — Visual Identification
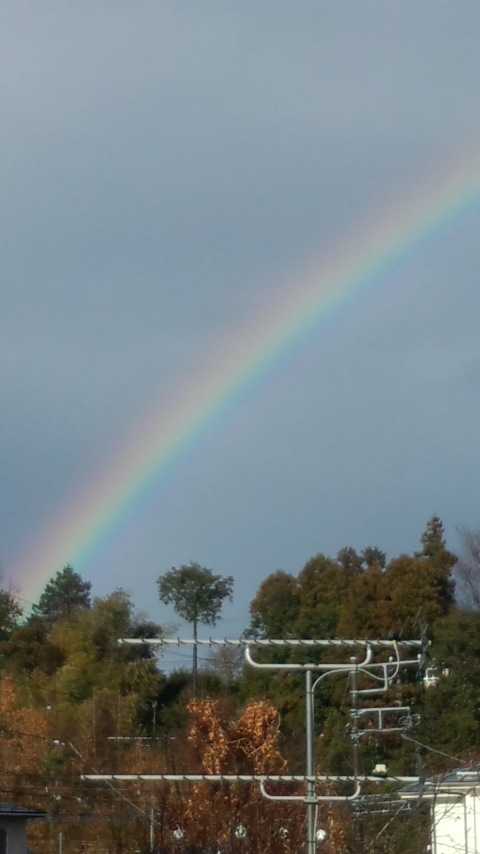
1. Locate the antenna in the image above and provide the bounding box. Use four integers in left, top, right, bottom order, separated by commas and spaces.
83, 636, 424, 853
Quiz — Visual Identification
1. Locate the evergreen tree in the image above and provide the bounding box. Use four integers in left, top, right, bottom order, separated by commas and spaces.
418, 517, 456, 611
33, 565, 91, 622
0, 589, 22, 640
419, 516, 455, 568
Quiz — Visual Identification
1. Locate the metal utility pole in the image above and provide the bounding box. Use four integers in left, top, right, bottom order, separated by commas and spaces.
192, 619, 198, 698
152, 700, 158, 740
305, 669, 316, 854
149, 804, 154, 853
350, 658, 360, 780
85, 636, 424, 853
350, 657, 360, 852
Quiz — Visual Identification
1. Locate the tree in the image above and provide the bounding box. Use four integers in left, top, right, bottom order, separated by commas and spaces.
417, 517, 456, 612
0, 589, 22, 640
337, 563, 387, 637
248, 571, 300, 638
361, 546, 386, 570
32, 565, 91, 622
454, 527, 480, 609
157, 563, 233, 695
419, 516, 449, 560
380, 554, 454, 635
296, 554, 347, 637
419, 515, 456, 568
336, 547, 363, 575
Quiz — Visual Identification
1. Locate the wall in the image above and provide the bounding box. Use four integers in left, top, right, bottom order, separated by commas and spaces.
0, 820, 27, 854
433, 790, 480, 854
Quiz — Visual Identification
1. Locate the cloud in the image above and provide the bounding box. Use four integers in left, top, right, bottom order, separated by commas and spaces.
2, 1, 480, 615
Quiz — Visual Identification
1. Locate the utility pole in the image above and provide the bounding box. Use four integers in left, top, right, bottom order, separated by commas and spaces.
305, 669, 316, 854
152, 700, 158, 740
350, 657, 360, 852
84, 636, 424, 853
149, 804, 154, 853
192, 617, 198, 698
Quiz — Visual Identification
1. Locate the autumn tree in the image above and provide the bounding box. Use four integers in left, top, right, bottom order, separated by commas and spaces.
337, 521, 456, 638
157, 562, 233, 695
182, 698, 306, 852
337, 562, 387, 637
248, 571, 300, 638
336, 547, 363, 574
296, 554, 348, 638
361, 546, 386, 569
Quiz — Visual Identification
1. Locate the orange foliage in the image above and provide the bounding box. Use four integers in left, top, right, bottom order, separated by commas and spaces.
187, 698, 230, 773
187, 698, 286, 775
179, 699, 302, 851
0, 676, 48, 778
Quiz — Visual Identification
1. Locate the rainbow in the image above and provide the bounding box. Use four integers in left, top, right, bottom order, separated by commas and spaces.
13, 149, 480, 598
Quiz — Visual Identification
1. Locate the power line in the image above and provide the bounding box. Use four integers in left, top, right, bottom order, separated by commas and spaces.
82, 635, 423, 854
401, 733, 465, 766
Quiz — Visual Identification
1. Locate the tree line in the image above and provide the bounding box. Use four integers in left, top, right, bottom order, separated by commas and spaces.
1, 516, 480, 852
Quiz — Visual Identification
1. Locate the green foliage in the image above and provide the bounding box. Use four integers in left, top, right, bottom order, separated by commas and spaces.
380, 554, 451, 635
336, 546, 363, 574
32, 565, 91, 622
419, 515, 455, 566
317, 708, 352, 775
0, 588, 22, 640
3, 615, 64, 674
431, 608, 480, 673
296, 554, 347, 637
248, 571, 300, 638
157, 562, 233, 626
158, 562, 234, 693
46, 590, 161, 702
0, 516, 474, 854
337, 563, 387, 636
361, 546, 387, 569
248, 545, 457, 646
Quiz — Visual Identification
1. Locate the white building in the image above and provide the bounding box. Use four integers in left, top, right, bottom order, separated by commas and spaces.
401, 768, 480, 854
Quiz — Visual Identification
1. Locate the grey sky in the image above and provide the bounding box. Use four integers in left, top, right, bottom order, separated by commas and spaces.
2, 2, 480, 656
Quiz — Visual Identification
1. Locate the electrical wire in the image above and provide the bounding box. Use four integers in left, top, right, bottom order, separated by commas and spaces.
401, 733, 465, 766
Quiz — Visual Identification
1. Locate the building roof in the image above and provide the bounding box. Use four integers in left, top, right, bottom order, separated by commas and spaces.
401, 768, 480, 799
0, 804, 47, 820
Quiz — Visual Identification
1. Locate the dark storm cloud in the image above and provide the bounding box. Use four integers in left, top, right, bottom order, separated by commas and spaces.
1, 1, 480, 623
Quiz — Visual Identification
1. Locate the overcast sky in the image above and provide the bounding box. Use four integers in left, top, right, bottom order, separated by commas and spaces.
2, 2, 480, 660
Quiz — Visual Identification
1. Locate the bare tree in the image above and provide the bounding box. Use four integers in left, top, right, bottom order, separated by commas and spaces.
455, 528, 480, 609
